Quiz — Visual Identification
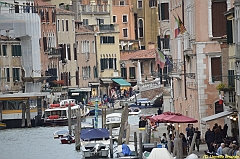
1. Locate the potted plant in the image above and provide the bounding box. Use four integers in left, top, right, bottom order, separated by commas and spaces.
216, 83, 226, 91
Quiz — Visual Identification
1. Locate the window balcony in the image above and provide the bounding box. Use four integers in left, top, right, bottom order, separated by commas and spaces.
99, 24, 115, 31
79, 5, 110, 14
48, 48, 61, 58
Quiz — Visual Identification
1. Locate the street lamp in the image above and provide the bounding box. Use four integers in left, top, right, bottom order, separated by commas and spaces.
94, 98, 99, 128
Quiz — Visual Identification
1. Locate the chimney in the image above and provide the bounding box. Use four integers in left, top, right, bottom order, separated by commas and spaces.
6, 30, 9, 39
148, 42, 155, 50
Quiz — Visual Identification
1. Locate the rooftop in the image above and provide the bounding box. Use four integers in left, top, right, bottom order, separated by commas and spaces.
121, 48, 156, 60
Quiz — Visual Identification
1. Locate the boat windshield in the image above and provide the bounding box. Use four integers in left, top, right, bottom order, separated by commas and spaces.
45, 110, 67, 118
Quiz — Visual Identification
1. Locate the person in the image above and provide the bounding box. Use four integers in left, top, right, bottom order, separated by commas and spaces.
187, 124, 195, 150
216, 143, 225, 155
195, 127, 201, 151
160, 133, 167, 143
205, 128, 215, 151
223, 124, 228, 138
139, 116, 147, 128
157, 108, 162, 115
209, 142, 216, 153
67, 134, 72, 141
222, 144, 230, 155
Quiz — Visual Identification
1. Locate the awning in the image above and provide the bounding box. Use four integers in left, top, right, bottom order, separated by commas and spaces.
101, 79, 112, 84
88, 82, 100, 86
201, 110, 234, 125
112, 78, 131, 87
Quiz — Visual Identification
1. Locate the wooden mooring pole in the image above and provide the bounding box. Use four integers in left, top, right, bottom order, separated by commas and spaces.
118, 103, 129, 145
75, 107, 81, 150
68, 101, 72, 135
101, 108, 106, 128
139, 133, 143, 159
21, 102, 26, 127
109, 124, 113, 158
26, 98, 31, 127
134, 132, 138, 157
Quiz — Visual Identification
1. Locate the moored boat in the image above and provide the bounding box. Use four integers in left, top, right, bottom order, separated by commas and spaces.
128, 108, 141, 115
42, 99, 90, 127
0, 122, 6, 130
60, 135, 75, 144
105, 113, 122, 129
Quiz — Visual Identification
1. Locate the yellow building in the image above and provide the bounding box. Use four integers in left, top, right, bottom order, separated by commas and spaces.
131, 0, 159, 49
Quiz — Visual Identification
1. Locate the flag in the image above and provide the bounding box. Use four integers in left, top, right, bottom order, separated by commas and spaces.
178, 15, 186, 34
155, 49, 165, 69
173, 15, 180, 38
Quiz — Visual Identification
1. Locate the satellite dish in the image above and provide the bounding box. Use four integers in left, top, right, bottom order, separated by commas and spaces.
5, 85, 9, 91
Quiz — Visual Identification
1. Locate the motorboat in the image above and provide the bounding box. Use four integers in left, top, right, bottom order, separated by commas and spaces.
89, 109, 102, 116
60, 135, 75, 144
105, 113, 122, 129
53, 122, 93, 138
128, 108, 141, 115
42, 99, 90, 126
80, 128, 110, 158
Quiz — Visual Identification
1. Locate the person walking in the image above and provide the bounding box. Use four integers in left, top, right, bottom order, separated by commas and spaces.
195, 127, 201, 151
187, 124, 195, 151
205, 128, 215, 151
157, 108, 162, 115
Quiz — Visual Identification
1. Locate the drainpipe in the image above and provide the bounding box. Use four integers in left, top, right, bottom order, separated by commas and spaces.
182, 0, 187, 100
94, 32, 100, 97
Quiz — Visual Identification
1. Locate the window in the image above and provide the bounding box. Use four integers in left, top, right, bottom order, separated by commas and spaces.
12, 68, 20, 81
2, 45, 7, 56
92, 41, 95, 53
75, 70, 79, 86
74, 43, 77, 60
100, 57, 117, 70
83, 19, 89, 25
211, 57, 222, 82
67, 44, 71, 60
4, 68, 10, 82
40, 9, 44, 21
229, 91, 235, 103
160, 3, 169, 20
72, 20, 75, 31
12, 45, 22, 56
138, 19, 144, 38
57, 19, 60, 31
215, 101, 223, 114
62, 20, 64, 31
140, 62, 144, 74
113, 15, 116, 23
129, 67, 135, 79
122, 15, 128, 23
43, 37, 47, 51
212, 1, 227, 37
149, 0, 157, 7
46, 9, 49, 22
121, 68, 127, 79
227, 20, 233, 44
123, 28, 128, 37
66, 20, 69, 31
100, 36, 115, 44
137, 0, 143, 8
94, 66, 98, 78
97, 19, 104, 25
120, 0, 125, 5
52, 9, 56, 23
161, 34, 170, 49
228, 70, 235, 87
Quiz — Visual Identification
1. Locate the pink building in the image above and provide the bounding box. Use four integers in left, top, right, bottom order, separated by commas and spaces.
169, 0, 234, 136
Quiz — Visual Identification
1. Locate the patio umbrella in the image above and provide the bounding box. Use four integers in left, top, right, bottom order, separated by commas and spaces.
149, 111, 175, 122
162, 113, 198, 123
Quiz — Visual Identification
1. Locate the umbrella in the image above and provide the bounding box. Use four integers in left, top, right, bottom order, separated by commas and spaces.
162, 113, 198, 123
149, 111, 176, 122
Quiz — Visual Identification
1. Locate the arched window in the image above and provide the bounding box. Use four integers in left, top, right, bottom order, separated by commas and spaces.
215, 101, 223, 114
138, 19, 144, 38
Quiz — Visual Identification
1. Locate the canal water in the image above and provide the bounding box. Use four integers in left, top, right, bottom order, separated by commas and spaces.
0, 107, 159, 159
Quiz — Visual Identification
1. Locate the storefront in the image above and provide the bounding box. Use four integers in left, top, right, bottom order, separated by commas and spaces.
88, 82, 100, 97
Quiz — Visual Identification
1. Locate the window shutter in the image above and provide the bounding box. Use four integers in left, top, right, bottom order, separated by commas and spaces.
74, 44, 77, 60
100, 59, 104, 71
211, 57, 222, 81
161, 3, 165, 20
114, 58, 117, 70
43, 37, 47, 51
227, 20, 233, 44
76, 70, 79, 86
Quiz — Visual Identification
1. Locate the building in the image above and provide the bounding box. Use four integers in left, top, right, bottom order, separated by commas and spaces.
0, 35, 22, 92
169, 0, 234, 136
131, 0, 159, 50
75, 25, 99, 102
34, 0, 58, 82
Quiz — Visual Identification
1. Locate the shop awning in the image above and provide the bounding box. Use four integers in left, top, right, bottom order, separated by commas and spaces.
101, 79, 112, 84
112, 78, 131, 87
201, 110, 234, 125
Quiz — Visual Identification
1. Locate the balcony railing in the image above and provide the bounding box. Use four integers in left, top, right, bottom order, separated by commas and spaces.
48, 48, 61, 57
138, 79, 162, 91
79, 5, 110, 14
169, 59, 183, 74
99, 25, 115, 31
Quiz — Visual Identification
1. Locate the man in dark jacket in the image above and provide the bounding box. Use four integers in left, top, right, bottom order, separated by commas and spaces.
187, 124, 195, 150
205, 128, 215, 151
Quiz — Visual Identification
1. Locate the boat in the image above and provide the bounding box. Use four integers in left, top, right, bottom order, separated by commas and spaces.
105, 113, 122, 128
42, 99, 90, 127
60, 135, 75, 144
53, 129, 69, 138
80, 128, 110, 158
0, 122, 6, 130
128, 108, 141, 115
89, 109, 102, 116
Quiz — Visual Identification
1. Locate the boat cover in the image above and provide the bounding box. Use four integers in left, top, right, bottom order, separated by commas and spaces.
147, 148, 173, 159
54, 129, 68, 135
122, 144, 131, 156
80, 128, 109, 141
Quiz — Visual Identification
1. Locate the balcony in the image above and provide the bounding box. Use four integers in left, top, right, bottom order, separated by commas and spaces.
99, 24, 115, 31
48, 48, 61, 58
79, 5, 110, 14
168, 59, 183, 79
